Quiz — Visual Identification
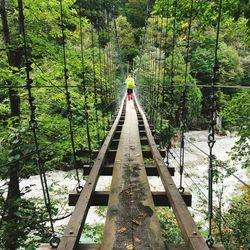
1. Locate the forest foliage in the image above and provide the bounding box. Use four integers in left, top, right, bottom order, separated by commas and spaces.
0, 0, 249, 249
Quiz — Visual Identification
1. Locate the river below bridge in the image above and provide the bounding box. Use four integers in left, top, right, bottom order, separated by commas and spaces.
7, 130, 249, 233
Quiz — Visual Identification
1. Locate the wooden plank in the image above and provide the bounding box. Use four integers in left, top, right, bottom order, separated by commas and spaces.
78, 163, 175, 176
75, 148, 166, 165
101, 100, 165, 250
57, 97, 126, 250
77, 244, 100, 250
77, 243, 186, 250
138, 124, 154, 130
134, 95, 214, 250
68, 191, 191, 207
80, 148, 166, 159
39, 243, 224, 250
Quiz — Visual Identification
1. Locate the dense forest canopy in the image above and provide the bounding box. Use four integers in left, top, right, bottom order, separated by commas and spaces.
0, 0, 249, 249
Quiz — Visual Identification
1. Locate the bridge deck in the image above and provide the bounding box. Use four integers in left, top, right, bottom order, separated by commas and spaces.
101, 100, 165, 249
43, 95, 224, 250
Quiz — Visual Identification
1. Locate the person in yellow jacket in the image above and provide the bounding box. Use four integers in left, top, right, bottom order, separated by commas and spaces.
125, 75, 135, 100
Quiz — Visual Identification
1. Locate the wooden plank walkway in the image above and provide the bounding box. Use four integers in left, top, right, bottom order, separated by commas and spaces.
40, 94, 224, 250
101, 100, 165, 249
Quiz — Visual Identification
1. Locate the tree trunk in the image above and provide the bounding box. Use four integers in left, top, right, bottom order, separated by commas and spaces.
0, 0, 22, 249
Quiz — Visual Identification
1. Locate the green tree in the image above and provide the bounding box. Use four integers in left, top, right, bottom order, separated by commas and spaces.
221, 90, 250, 169
116, 15, 138, 63
125, 0, 148, 28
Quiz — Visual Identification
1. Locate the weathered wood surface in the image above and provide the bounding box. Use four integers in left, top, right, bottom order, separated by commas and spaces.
57, 97, 126, 250
101, 100, 165, 250
134, 96, 212, 250
68, 190, 192, 207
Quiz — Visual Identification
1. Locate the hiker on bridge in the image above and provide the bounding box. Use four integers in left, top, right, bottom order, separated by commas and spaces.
125, 74, 135, 101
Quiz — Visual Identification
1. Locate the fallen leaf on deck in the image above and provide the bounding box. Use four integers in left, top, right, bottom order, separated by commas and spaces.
132, 219, 140, 225
126, 244, 133, 249
134, 236, 141, 243
118, 227, 127, 233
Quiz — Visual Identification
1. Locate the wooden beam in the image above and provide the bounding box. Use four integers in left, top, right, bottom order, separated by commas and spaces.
68, 191, 192, 207
134, 95, 216, 250
78, 163, 175, 176
101, 99, 165, 249
38, 243, 224, 250
57, 97, 126, 250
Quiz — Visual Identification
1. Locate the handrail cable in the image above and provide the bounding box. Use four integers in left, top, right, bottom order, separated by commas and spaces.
136, 0, 154, 84
59, 0, 81, 192
166, 0, 178, 168
78, 0, 92, 158
97, 25, 106, 138
183, 138, 250, 189
160, 0, 170, 134
19, 0, 59, 247
1, 83, 250, 90
152, 16, 159, 124
178, 0, 194, 194
155, 12, 164, 128
91, 25, 100, 144
206, 0, 223, 247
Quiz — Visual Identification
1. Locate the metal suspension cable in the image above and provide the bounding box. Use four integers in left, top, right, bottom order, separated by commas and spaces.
106, 17, 115, 121
18, 0, 59, 247
135, 0, 154, 84
111, 5, 125, 82
107, 42, 112, 121
149, 18, 155, 122
183, 138, 250, 189
178, 0, 194, 194
150, 16, 157, 123
78, 1, 92, 157
166, 150, 208, 198
103, 6, 112, 123
109, 32, 117, 102
91, 25, 100, 144
152, 16, 159, 124
101, 19, 109, 128
166, 0, 178, 168
160, 0, 170, 134
134, 0, 154, 110
59, 0, 82, 192
97, 26, 106, 138
155, 13, 164, 128
206, 0, 223, 247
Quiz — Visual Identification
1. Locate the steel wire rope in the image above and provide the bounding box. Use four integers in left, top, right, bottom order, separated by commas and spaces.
144, 100, 250, 192
2, 82, 249, 90
166, 148, 208, 198
91, 25, 100, 145
177, 0, 194, 194
0, 135, 69, 170
165, 0, 178, 168
102, 6, 112, 126
160, 0, 170, 135
206, 0, 223, 246
59, 0, 82, 193
183, 138, 250, 189
135, 9, 151, 116
150, 16, 157, 122
78, 1, 92, 156
18, 0, 59, 246
106, 14, 117, 121
110, 4, 126, 104
152, 16, 159, 124
168, 133, 250, 190
96, 24, 106, 139
155, 12, 164, 129
135, 0, 154, 84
